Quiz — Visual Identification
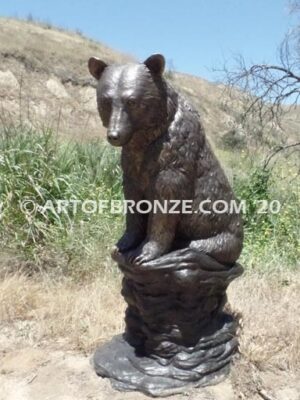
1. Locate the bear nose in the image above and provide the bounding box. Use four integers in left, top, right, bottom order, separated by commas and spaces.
107, 130, 120, 142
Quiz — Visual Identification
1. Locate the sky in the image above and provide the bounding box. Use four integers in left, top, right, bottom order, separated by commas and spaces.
0, 0, 297, 81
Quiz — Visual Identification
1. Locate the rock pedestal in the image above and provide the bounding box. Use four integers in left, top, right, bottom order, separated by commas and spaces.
94, 248, 243, 397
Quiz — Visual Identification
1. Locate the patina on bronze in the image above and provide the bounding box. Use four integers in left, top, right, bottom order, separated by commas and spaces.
88, 54, 243, 397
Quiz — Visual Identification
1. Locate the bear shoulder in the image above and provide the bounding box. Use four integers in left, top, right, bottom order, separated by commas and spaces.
157, 94, 205, 175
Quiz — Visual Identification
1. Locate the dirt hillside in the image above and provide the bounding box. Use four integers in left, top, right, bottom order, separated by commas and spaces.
3, 17, 298, 144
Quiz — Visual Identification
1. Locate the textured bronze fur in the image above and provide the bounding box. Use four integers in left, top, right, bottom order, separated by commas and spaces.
89, 54, 243, 265
89, 54, 244, 396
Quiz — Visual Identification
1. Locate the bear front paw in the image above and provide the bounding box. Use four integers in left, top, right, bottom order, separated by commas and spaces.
133, 241, 164, 265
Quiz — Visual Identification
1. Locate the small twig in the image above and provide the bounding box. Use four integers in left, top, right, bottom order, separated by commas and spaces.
257, 388, 278, 400
18, 73, 24, 126
263, 142, 300, 169
56, 104, 62, 135
26, 373, 37, 384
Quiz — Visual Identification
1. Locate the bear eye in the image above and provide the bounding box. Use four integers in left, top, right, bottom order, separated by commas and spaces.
126, 98, 136, 107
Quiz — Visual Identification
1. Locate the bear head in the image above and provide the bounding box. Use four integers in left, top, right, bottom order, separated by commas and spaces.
88, 54, 169, 146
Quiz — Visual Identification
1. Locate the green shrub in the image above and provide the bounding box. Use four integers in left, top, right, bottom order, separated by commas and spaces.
0, 125, 123, 277
233, 163, 299, 269
220, 128, 246, 149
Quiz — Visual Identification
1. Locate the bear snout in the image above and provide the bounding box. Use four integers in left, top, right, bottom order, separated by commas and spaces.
107, 130, 120, 142
106, 129, 132, 147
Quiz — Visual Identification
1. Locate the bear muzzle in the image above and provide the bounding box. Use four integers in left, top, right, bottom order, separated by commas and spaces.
107, 129, 132, 147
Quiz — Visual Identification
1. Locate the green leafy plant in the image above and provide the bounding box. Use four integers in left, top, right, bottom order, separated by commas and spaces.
0, 125, 123, 276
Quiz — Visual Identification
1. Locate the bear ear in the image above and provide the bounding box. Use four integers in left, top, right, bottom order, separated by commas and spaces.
88, 57, 108, 80
144, 54, 165, 75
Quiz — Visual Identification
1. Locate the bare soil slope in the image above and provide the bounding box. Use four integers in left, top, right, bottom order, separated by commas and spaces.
1, 342, 298, 400
3, 18, 299, 144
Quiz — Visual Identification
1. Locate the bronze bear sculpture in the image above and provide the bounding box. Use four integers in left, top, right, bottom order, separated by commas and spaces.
89, 54, 243, 396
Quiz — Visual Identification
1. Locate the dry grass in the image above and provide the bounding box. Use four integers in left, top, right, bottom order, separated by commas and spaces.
0, 271, 299, 372
228, 271, 300, 371
0, 273, 125, 352
0, 18, 132, 79
1, 18, 300, 145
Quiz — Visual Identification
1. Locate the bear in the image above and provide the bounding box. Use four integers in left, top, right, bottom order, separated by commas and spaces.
88, 54, 243, 266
